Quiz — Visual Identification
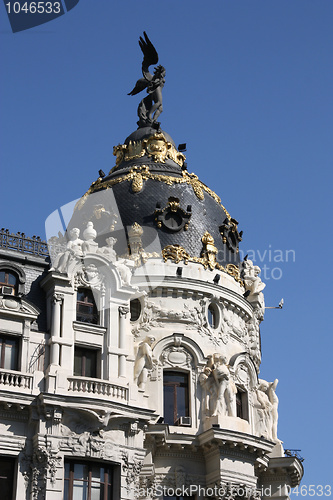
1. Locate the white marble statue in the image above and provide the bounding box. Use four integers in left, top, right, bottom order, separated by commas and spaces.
134, 335, 156, 390
52, 228, 83, 273
199, 354, 236, 418
256, 378, 279, 442
199, 365, 216, 417
97, 236, 117, 262
82, 222, 98, 253
242, 259, 266, 297
114, 259, 132, 287
212, 354, 237, 417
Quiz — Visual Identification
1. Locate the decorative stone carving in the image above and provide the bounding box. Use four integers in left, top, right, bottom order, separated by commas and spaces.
122, 451, 144, 491
134, 335, 156, 390
199, 354, 236, 417
21, 446, 61, 500
241, 258, 265, 318
51, 227, 83, 273
97, 236, 117, 262
255, 378, 279, 442
82, 222, 98, 253
160, 346, 193, 368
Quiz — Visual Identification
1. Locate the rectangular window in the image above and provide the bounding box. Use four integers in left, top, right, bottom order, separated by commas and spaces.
74, 347, 98, 378
0, 335, 19, 370
163, 371, 189, 425
76, 289, 99, 324
236, 388, 249, 421
0, 456, 16, 500
64, 460, 114, 500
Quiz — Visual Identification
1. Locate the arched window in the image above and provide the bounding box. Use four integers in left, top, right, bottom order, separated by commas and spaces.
163, 371, 190, 425
0, 270, 18, 296
76, 288, 98, 324
207, 303, 218, 329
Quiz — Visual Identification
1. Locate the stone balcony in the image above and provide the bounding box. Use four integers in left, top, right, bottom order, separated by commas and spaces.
0, 368, 34, 392
67, 376, 129, 403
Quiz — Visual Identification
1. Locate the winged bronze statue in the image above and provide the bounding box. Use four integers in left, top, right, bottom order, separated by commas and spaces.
128, 32, 166, 128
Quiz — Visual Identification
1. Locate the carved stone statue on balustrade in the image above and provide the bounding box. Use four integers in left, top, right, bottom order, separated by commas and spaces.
134, 335, 156, 390
98, 236, 117, 262
52, 227, 83, 273
256, 378, 279, 442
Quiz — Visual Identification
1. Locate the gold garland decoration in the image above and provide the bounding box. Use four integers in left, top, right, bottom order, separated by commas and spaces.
75, 165, 231, 219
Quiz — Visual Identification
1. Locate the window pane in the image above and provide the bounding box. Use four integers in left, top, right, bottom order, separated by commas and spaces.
84, 350, 97, 378
3, 339, 18, 370
7, 273, 17, 286
74, 350, 83, 376
91, 483, 101, 500
0, 271, 6, 282
163, 385, 175, 424
176, 386, 188, 417
73, 481, 88, 500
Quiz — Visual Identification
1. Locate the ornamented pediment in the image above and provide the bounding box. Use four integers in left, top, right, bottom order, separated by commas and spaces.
0, 295, 40, 318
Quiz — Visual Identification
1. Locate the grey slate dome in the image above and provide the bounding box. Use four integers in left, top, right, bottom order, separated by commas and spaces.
69, 128, 243, 279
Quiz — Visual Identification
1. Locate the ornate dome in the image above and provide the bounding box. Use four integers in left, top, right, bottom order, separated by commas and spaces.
68, 126, 243, 282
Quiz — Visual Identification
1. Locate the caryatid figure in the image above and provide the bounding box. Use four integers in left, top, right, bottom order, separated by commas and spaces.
134, 335, 156, 390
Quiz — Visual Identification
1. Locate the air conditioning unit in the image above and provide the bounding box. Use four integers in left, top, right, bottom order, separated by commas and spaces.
1, 286, 15, 296
175, 416, 192, 427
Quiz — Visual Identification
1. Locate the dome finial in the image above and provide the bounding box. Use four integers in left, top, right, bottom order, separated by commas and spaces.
128, 32, 166, 129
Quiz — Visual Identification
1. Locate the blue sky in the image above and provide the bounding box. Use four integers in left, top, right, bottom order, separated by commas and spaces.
1, 1, 333, 495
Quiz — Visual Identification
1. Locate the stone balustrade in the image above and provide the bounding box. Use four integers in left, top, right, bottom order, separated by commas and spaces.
68, 376, 129, 402
0, 369, 33, 390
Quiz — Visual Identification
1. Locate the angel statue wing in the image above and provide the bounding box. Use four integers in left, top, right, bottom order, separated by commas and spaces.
128, 32, 159, 95
128, 32, 165, 127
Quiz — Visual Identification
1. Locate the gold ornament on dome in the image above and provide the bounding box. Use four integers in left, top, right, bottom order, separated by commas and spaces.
131, 172, 144, 192
77, 164, 232, 222
162, 245, 191, 264
113, 133, 186, 167
162, 231, 242, 284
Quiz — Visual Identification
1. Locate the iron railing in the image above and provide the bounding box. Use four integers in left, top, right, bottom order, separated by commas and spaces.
0, 228, 49, 257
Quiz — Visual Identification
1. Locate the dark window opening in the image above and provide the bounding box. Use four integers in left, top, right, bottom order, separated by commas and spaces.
207, 304, 217, 329
163, 371, 189, 425
0, 335, 19, 370
0, 270, 18, 296
76, 288, 98, 324
0, 456, 16, 500
130, 299, 141, 322
64, 460, 115, 500
74, 347, 97, 378
236, 388, 249, 421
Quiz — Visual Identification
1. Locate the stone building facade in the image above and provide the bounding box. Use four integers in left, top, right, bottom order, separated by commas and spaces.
0, 114, 303, 499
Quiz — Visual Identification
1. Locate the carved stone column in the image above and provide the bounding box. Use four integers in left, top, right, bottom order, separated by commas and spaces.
50, 294, 63, 366
119, 306, 129, 377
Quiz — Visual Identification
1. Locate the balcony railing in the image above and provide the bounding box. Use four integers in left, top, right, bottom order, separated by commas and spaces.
68, 376, 129, 402
0, 369, 33, 390
0, 228, 50, 257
